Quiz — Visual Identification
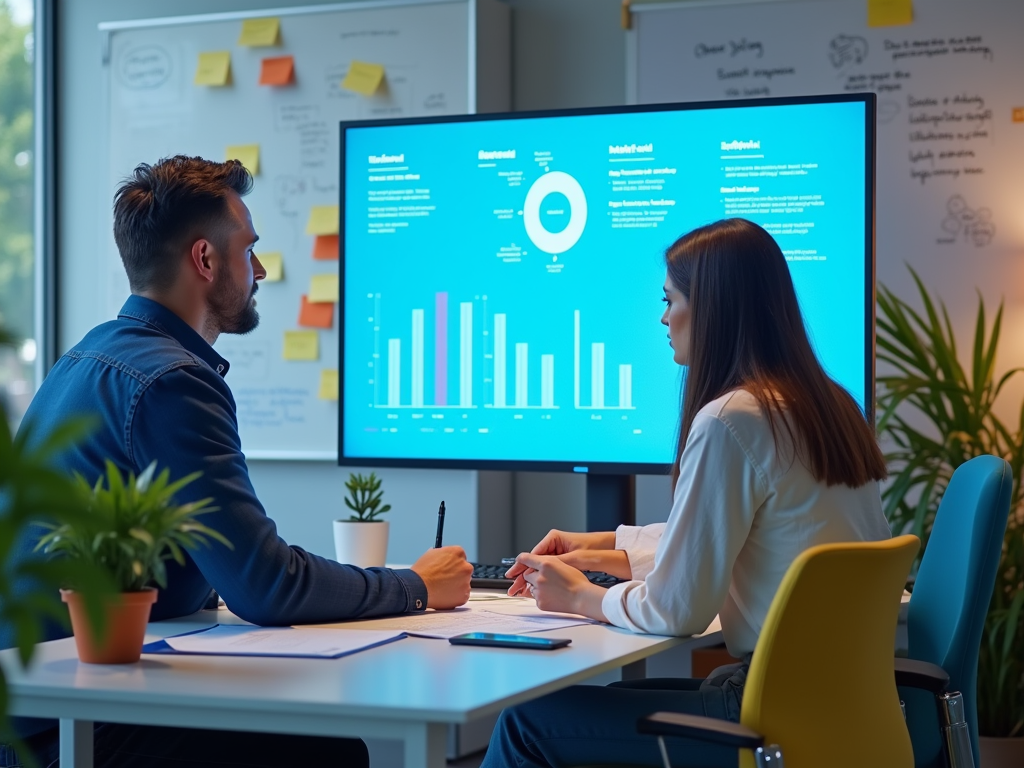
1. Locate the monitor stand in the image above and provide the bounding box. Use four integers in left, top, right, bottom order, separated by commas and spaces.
585, 474, 636, 532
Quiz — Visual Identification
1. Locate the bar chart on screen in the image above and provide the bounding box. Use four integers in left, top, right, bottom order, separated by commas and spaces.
365, 292, 637, 413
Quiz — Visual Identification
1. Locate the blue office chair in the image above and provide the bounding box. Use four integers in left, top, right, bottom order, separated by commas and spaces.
895, 455, 1012, 768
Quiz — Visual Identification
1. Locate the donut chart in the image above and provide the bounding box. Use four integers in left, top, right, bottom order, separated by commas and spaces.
523, 171, 588, 254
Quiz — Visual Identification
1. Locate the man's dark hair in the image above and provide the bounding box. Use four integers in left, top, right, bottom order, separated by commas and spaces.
112, 155, 253, 292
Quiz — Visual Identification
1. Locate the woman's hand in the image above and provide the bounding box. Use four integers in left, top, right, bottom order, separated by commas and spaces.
512, 553, 609, 621
505, 529, 616, 581
555, 549, 632, 580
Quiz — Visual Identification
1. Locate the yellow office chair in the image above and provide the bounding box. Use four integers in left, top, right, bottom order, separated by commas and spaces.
638, 535, 920, 768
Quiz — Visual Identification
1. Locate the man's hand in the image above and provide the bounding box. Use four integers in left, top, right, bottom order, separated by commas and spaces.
411, 546, 473, 609
505, 529, 616, 580
514, 553, 608, 621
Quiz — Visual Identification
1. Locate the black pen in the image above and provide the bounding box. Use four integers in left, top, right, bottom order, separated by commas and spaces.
434, 500, 446, 548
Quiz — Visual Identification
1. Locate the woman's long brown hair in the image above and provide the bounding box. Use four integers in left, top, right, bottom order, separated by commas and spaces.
668, 218, 886, 488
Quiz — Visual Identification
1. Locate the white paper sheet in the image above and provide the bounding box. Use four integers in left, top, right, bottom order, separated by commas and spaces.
303, 603, 595, 639
163, 625, 405, 658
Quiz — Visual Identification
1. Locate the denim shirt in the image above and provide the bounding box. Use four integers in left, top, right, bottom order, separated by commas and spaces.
17, 295, 427, 631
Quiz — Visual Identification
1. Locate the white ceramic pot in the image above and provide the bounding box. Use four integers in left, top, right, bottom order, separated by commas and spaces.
979, 736, 1024, 768
333, 520, 389, 568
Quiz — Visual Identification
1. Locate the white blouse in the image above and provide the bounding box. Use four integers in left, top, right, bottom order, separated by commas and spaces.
601, 389, 891, 656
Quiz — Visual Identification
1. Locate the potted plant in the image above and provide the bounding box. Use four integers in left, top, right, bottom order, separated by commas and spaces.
333, 472, 391, 568
877, 268, 1024, 764
36, 460, 231, 664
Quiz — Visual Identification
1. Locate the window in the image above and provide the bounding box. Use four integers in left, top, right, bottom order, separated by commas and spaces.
0, 0, 34, 428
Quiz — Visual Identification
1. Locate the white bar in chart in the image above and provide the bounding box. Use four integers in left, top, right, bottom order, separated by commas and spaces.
387, 338, 401, 407
494, 314, 507, 407
460, 302, 473, 407
515, 343, 529, 408
618, 364, 632, 409
573, 310, 581, 408
591, 343, 605, 408
541, 355, 555, 408
411, 309, 424, 407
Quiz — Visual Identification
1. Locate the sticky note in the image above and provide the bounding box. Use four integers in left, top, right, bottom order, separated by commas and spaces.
260, 55, 294, 86
318, 369, 339, 401
313, 234, 339, 261
226, 144, 260, 175
306, 205, 340, 236
868, 0, 912, 27
195, 52, 231, 86
341, 61, 385, 96
309, 274, 339, 304
283, 330, 319, 361
1013, 107, 1024, 123
258, 252, 283, 282
299, 295, 334, 329
238, 18, 280, 47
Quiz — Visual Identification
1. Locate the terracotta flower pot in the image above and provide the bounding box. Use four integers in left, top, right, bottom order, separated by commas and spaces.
979, 736, 1024, 768
61, 588, 157, 664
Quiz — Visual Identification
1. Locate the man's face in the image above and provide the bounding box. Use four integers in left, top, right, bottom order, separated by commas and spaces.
208, 193, 266, 336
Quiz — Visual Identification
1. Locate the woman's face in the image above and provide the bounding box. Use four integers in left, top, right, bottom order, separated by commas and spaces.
662, 274, 691, 366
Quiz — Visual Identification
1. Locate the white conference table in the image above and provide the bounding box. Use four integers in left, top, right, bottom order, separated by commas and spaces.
3, 604, 721, 768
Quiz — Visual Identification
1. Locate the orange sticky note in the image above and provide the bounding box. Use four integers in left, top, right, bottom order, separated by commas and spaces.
313, 234, 339, 260
1013, 107, 1024, 123
299, 295, 334, 329
868, 0, 912, 27
260, 56, 294, 86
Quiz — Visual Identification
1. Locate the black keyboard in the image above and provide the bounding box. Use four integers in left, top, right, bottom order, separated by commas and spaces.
470, 562, 625, 590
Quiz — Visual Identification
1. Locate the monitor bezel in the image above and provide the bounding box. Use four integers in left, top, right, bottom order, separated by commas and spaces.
338, 93, 876, 475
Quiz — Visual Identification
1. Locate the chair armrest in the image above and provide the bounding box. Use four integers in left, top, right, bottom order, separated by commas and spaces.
894, 657, 950, 695
637, 712, 764, 750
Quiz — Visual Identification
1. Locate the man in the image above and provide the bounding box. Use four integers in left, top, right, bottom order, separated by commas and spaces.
13, 156, 473, 767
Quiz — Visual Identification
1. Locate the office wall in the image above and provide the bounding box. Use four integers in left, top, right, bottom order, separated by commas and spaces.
56, 0, 674, 568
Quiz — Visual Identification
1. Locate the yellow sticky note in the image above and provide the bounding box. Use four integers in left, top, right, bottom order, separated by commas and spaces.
309, 274, 339, 304
259, 252, 283, 282
226, 144, 260, 175
318, 369, 339, 401
306, 205, 340, 236
195, 51, 231, 86
283, 331, 319, 361
868, 0, 912, 27
341, 61, 385, 96
238, 17, 280, 47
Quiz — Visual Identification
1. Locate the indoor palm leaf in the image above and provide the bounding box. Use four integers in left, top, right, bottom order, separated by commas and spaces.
877, 267, 1024, 737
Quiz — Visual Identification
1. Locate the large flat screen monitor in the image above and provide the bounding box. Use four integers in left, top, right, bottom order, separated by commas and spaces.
339, 94, 875, 473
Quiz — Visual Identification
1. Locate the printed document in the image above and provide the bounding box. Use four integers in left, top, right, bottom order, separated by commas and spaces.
163, 625, 405, 658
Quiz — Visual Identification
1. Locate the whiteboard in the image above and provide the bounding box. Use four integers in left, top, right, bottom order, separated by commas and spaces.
627, 0, 1024, 368
100, 0, 509, 459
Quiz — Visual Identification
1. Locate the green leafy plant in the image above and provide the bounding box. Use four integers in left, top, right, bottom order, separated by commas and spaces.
877, 267, 1024, 738
36, 461, 232, 592
0, 336, 116, 754
343, 472, 391, 522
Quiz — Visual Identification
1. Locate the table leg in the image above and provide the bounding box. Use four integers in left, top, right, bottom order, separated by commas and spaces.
622, 658, 647, 681
403, 722, 447, 768
59, 719, 93, 768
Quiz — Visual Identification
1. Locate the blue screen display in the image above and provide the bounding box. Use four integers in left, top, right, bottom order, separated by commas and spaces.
342, 99, 868, 467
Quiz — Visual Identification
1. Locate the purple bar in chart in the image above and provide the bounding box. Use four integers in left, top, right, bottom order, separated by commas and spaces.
435, 292, 448, 405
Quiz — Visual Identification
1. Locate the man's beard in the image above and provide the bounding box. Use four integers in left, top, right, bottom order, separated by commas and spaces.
209, 271, 260, 336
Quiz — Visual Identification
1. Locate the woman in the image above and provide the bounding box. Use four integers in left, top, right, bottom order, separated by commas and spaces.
483, 218, 891, 768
